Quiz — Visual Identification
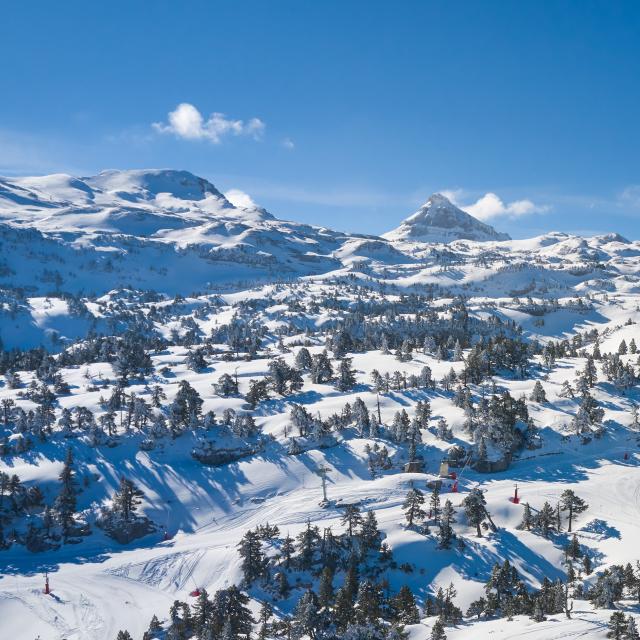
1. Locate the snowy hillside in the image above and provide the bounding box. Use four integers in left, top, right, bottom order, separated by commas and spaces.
1, 169, 640, 640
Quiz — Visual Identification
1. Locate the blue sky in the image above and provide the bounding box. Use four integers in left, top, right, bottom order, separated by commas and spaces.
1, 1, 639, 238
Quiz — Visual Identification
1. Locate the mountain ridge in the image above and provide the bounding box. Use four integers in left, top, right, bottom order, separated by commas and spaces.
383, 192, 511, 243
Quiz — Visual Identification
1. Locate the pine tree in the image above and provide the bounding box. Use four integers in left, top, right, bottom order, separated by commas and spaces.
360, 510, 381, 551
392, 585, 420, 624
341, 504, 364, 539
559, 489, 588, 532
354, 580, 382, 624
296, 520, 321, 570
281, 533, 295, 569
116, 632, 133, 640
466, 598, 487, 620
632, 405, 640, 431
238, 530, 266, 584
566, 534, 582, 560
352, 398, 370, 437
211, 586, 254, 640
438, 500, 456, 549
214, 373, 238, 397
318, 566, 334, 608
537, 501, 556, 538
334, 586, 355, 631
531, 598, 546, 622
295, 347, 313, 371
310, 351, 333, 384
276, 571, 290, 598
170, 380, 203, 429
625, 616, 640, 640
112, 477, 144, 522
608, 611, 627, 639
192, 588, 214, 636
519, 502, 534, 531
430, 485, 441, 524
143, 615, 162, 640
337, 358, 357, 391
186, 348, 208, 372
257, 602, 273, 640
529, 381, 547, 402
292, 589, 322, 640
559, 380, 575, 398
343, 562, 360, 601
403, 485, 426, 527
462, 487, 487, 537
430, 618, 447, 640
55, 447, 77, 540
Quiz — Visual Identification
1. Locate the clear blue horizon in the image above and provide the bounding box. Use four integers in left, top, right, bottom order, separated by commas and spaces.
1, 1, 639, 239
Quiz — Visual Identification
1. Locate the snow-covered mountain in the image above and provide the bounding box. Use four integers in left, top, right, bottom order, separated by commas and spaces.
0, 171, 513, 296
0, 169, 370, 293
2, 168, 640, 640
383, 193, 511, 243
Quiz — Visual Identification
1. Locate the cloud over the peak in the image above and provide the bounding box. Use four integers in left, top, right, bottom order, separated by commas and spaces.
224, 188, 258, 209
444, 190, 548, 221
153, 103, 265, 144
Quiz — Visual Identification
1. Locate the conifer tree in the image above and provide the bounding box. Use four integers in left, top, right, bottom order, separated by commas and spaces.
559, 489, 588, 532
529, 381, 547, 402
403, 485, 426, 527
238, 530, 266, 584
341, 504, 364, 539
112, 477, 144, 523
55, 447, 78, 540
430, 618, 447, 640
295, 347, 313, 371
360, 510, 381, 551
318, 566, 334, 609
337, 358, 357, 391
519, 503, 534, 531
191, 588, 214, 636
462, 487, 487, 537
438, 500, 456, 548
334, 586, 355, 631
626, 616, 640, 640
537, 501, 556, 538
257, 602, 273, 640
292, 589, 322, 640
608, 611, 627, 639
354, 580, 382, 625
392, 585, 420, 624
430, 485, 441, 524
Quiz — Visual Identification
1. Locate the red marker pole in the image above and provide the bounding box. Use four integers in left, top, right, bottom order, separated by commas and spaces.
513, 485, 520, 504
44, 573, 50, 595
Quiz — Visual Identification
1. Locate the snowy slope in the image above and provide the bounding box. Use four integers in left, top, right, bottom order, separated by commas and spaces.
1, 169, 640, 640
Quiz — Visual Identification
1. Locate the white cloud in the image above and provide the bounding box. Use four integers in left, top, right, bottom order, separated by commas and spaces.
444, 190, 548, 221
619, 185, 640, 209
282, 137, 295, 150
153, 103, 265, 144
224, 188, 258, 209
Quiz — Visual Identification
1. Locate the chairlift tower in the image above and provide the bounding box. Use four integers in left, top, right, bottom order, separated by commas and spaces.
316, 465, 331, 506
